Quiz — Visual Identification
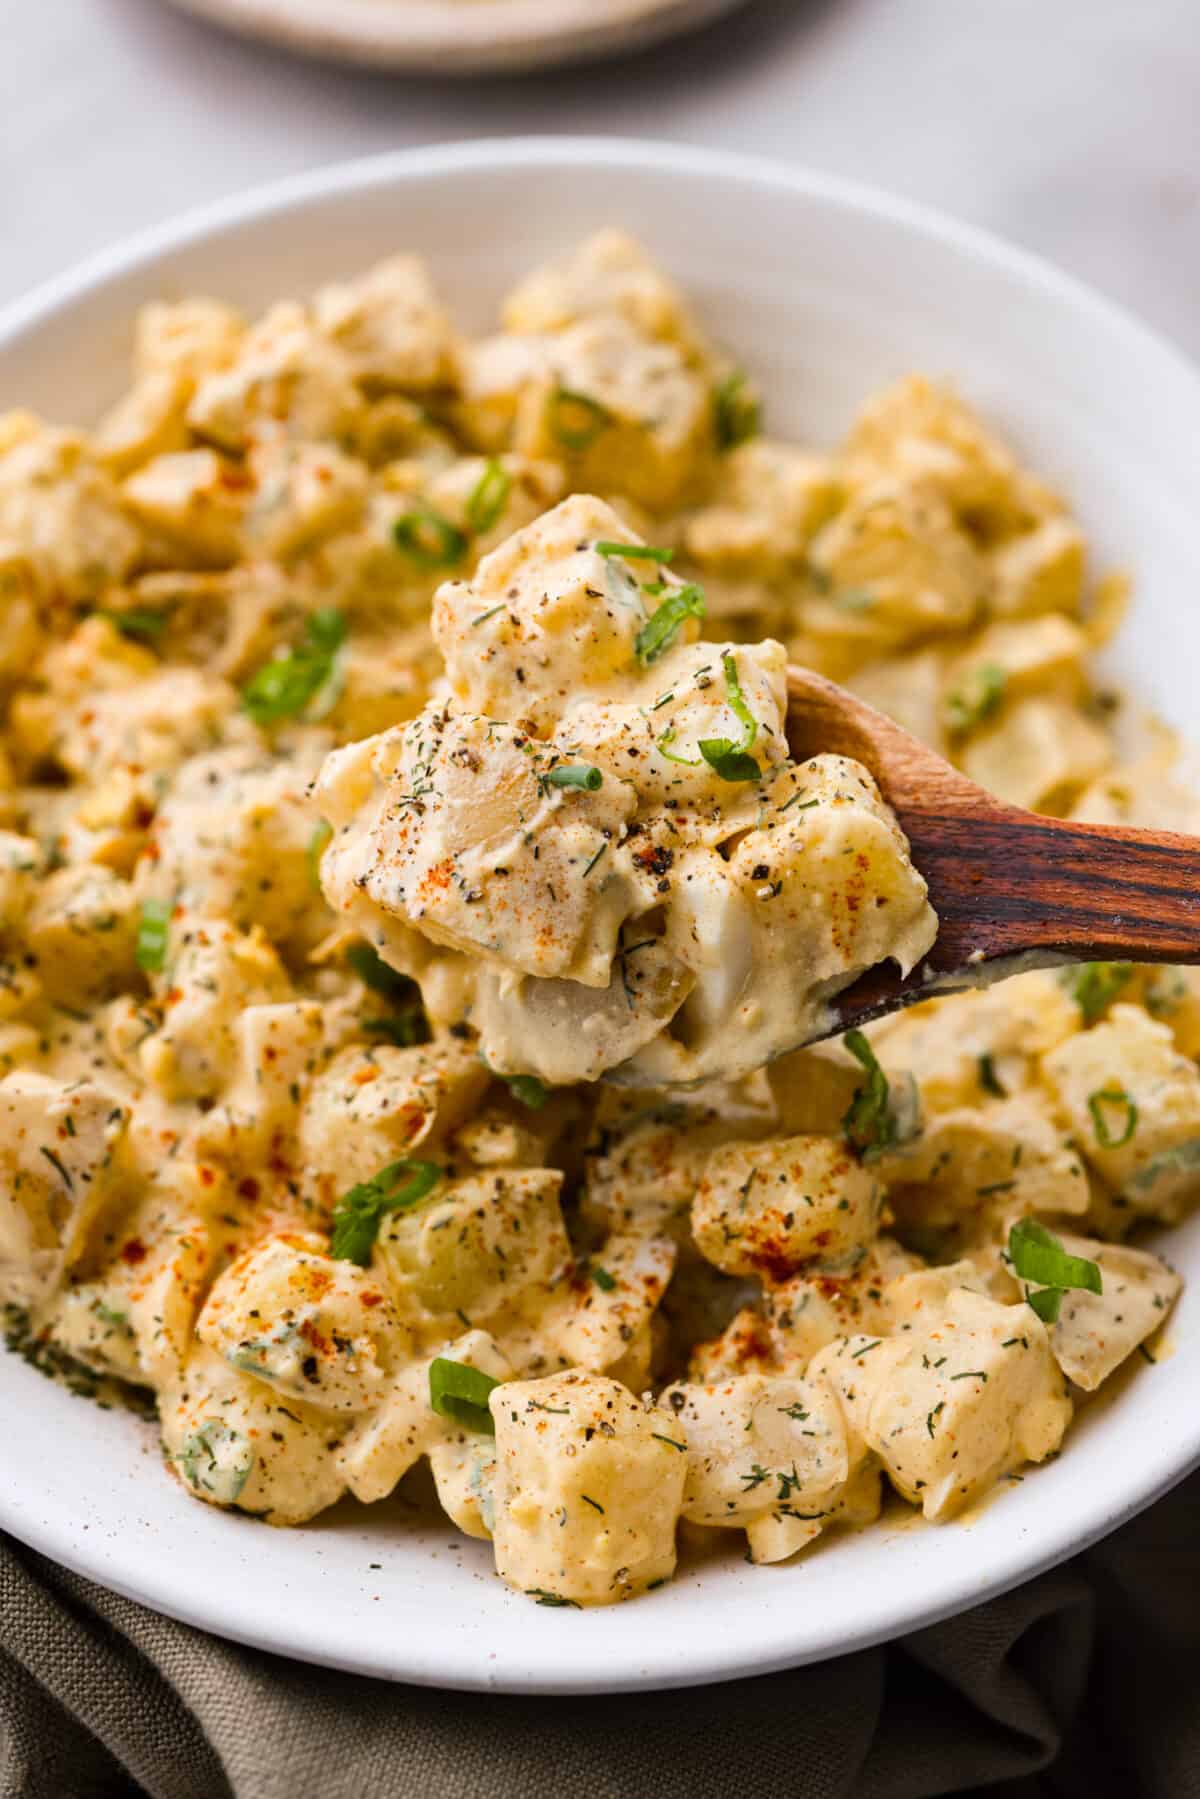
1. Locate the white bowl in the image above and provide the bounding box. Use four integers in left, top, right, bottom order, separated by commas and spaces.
2, 139, 1199, 1695
161, 0, 750, 74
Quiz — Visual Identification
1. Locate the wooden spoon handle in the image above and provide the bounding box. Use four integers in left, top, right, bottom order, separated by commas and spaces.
904, 807, 1200, 972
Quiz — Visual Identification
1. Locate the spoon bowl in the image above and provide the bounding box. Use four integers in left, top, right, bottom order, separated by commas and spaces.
786, 664, 1200, 1040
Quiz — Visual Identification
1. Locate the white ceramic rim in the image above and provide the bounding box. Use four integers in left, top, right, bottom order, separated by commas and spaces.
162, 0, 749, 74
2, 138, 1200, 1693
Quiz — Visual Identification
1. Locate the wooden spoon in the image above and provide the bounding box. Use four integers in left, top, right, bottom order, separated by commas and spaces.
786, 665, 1200, 1038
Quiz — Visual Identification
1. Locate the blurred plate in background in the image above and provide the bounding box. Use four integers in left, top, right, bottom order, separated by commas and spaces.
160, 0, 752, 74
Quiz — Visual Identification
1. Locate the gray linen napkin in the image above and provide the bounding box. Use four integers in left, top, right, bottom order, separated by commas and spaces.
2, 1469, 1197, 1799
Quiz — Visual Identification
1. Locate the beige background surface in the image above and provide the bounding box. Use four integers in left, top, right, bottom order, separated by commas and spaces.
2, 0, 1199, 361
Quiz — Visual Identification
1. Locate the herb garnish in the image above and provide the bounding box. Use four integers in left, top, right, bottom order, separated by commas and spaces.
347, 942, 410, 999
697, 653, 761, 783
1058, 961, 1133, 1025
1008, 1218, 1102, 1324
96, 606, 169, 643
428, 1357, 500, 1434
505, 1073, 548, 1110
1088, 1085, 1139, 1149
527, 1588, 581, 1608
392, 506, 468, 570
841, 1029, 896, 1159
978, 1052, 1006, 1097
546, 387, 610, 451
242, 608, 346, 725
544, 763, 603, 792
307, 819, 333, 892
331, 1159, 442, 1265
944, 663, 1006, 735
635, 582, 707, 667
595, 541, 676, 564
465, 459, 511, 536
135, 897, 172, 974
713, 371, 761, 450
590, 1265, 617, 1293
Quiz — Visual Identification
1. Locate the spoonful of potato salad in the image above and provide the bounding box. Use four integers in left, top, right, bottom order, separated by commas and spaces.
316, 493, 1200, 1088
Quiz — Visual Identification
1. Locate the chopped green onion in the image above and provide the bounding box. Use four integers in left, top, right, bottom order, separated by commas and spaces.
841, 1029, 898, 1160
713, 371, 761, 451
1088, 1085, 1139, 1148
546, 386, 611, 451
331, 1158, 442, 1265
392, 507, 467, 570
944, 663, 1006, 735
428, 1357, 500, 1434
135, 898, 172, 974
505, 1073, 548, 1110
471, 603, 507, 629
634, 583, 707, 667
1008, 1218, 1102, 1326
594, 541, 676, 563
465, 459, 511, 535
545, 763, 602, 792
363, 1009, 429, 1049
307, 819, 333, 892
591, 1265, 617, 1293
1027, 1287, 1065, 1324
656, 724, 699, 767
978, 1052, 1006, 1097
347, 942, 410, 999
1058, 962, 1133, 1026
701, 749, 762, 782
698, 652, 761, 783
241, 609, 347, 725
96, 606, 169, 643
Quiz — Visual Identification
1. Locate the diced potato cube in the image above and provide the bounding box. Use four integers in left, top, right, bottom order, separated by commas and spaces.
1042, 1004, 1200, 1220
376, 1168, 571, 1337
692, 1135, 881, 1277
811, 1289, 1071, 1518
186, 301, 360, 450
138, 916, 290, 1103
961, 695, 1111, 811
161, 1345, 344, 1524
312, 255, 457, 391
988, 517, 1086, 619
197, 1233, 405, 1411
1017, 1231, 1180, 1390
93, 370, 191, 475
0, 1075, 127, 1307
664, 1372, 850, 1528
134, 297, 245, 384
502, 230, 704, 352
490, 1371, 685, 1605
879, 1094, 1089, 1229
244, 439, 367, 560
683, 441, 841, 574
512, 316, 712, 511
123, 449, 247, 566
807, 481, 984, 642
432, 494, 695, 734
24, 865, 140, 1004
298, 1039, 488, 1211
869, 973, 1078, 1113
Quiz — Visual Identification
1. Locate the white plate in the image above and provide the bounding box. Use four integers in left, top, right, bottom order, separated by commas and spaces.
2, 139, 1199, 1694
161, 0, 749, 74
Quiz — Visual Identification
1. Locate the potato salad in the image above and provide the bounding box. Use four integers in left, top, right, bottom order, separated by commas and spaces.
1, 231, 1194, 1608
